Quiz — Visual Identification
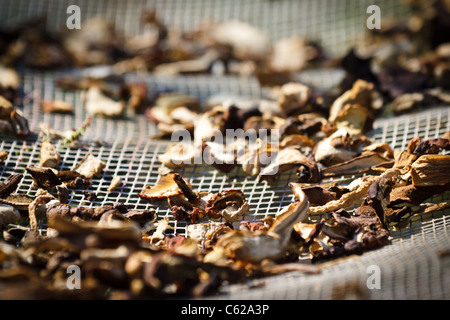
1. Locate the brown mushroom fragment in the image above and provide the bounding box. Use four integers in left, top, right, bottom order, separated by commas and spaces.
329, 79, 382, 123
321, 152, 393, 177
0, 151, 7, 162
0, 204, 21, 231
391, 93, 424, 114
0, 174, 23, 198
84, 85, 125, 117
138, 173, 191, 202
0, 194, 34, 213
333, 103, 374, 135
410, 155, 450, 186
158, 142, 196, 169
277, 82, 312, 116
313, 129, 360, 166
186, 222, 233, 250
300, 183, 348, 206
148, 92, 200, 124
204, 189, 250, 222
142, 217, 174, 247
57, 170, 91, 189
26, 166, 62, 189
10, 109, 30, 138
321, 209, 381, 241
0, 95, 29, 138
388, 184, 450, 208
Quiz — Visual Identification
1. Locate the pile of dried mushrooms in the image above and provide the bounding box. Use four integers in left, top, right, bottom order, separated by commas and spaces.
1, 1, 450, 299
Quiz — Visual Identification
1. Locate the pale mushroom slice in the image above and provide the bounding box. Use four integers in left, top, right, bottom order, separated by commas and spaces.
40, 140, 61, 168
84, 85, 125, 117
158, 141, 197, 169
334, 103, 372, 135
138, 173, 189, 202
73, 152, 105, 179
186, 221, 232, 249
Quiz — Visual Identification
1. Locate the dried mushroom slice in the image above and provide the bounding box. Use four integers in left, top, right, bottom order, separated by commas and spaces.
329, 79, 382, 122
158, 141, 196, 169
84, 85, 125, 117
186, 221, 232, 249
73, 152, 106, 179
40, 140, 61, 168
313, 129, 358, 166
0, 194, 34, 213
321, 151, 392, 177
0, 174, 23, 198
334, 103, 373, 135
0, 204, 20, 231
138, 173, 191, 202
258, 146, 320, 183
277, 82, 312, 116
0, 150, 7, 162
40, 100, 74, 114
26, 166, 61, 189
410, 154, 450, 186
205, 189, 250, 222
107, 176, 122, 192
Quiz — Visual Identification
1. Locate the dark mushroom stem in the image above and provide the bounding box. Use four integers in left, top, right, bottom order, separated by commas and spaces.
173, 173, 199, 202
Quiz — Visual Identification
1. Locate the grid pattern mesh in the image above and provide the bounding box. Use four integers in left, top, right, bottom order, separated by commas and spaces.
0, 0, 449, 300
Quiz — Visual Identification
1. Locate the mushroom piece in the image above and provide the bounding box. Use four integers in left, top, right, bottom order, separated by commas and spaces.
328, 79, 382, 123
73, 152, 106, 179
83, 85, 125, 117
148, 92, 200, 124
0, 151, 8, 162
0, 194, 34, 213
258, 146, 321, 183
0, 174, 23, 198
40, 100, 74, 114
333, 103, 373, 135
321, 151, 393, 177
277, 82, 312, 116
138, 173, 192, 202
313, 128, 360, 166
204, 189, 250, 222
321, 209, 381, 241
186, 221, 233, 249
158, 141, 197, 169
269, 36, 316, 73
210, 20, 270, 62
410, 154, 450, 186
0, 204, 21, 231
26, 166, 61, 189
204, 185, 309, 263
0, 96, 30, 138
40, 140, 61, 168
